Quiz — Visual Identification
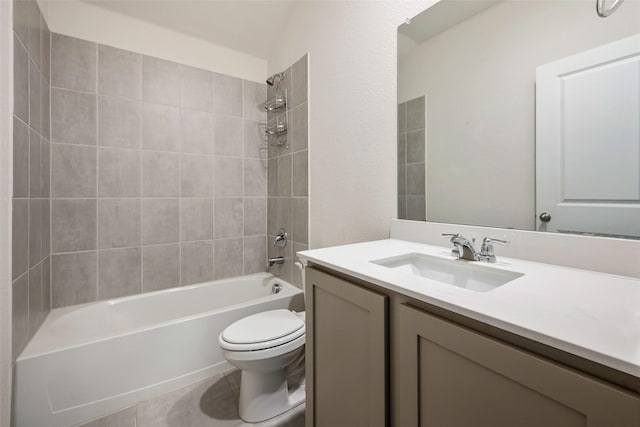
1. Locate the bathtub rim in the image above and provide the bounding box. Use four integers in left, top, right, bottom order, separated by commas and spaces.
18, 273, 303, 360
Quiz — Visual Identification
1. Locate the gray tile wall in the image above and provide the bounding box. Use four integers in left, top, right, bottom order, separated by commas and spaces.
50, 33, 269, 308
12, 0, 51, 360
267, 55, 309, 288
398, 97, 426, 221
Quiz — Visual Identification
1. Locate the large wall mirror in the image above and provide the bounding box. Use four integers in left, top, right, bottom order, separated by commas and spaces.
398, 0, 640, 238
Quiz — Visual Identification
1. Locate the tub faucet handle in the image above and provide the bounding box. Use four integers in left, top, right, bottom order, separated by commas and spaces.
274, 229, 288, 248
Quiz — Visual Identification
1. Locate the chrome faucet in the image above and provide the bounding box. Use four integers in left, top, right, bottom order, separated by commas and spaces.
268, 256, 285, 267
478, 237, 509, 263
443, 233, 478, 261
443, 234, 509, 263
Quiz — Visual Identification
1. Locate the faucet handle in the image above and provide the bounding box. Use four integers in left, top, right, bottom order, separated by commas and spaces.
479, 237, 509, 263
482, 237, 508, 247
442, 233, 461, 240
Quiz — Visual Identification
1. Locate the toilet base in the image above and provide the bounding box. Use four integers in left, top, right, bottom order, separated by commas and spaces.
238, 369, 306, 423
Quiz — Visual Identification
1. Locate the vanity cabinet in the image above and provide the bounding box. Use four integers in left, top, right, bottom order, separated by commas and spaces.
305, 266, 640, 427
395, 303, 640, 427
306, 267, 387, 427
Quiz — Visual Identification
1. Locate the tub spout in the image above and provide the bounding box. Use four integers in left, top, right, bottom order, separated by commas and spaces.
268, 256, 285, 267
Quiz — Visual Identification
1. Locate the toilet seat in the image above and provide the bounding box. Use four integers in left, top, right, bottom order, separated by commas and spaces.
219, 309, 305, 352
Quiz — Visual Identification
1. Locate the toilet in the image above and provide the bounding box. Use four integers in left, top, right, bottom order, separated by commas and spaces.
219, 308, 306, 423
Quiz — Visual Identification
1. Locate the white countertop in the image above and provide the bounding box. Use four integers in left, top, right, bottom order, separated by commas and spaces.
298, 239, 640, 378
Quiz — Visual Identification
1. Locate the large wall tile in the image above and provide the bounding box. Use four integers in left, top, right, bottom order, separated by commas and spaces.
181, 198, 213, 242
41, 23, 50, 84
276, 198, 292, 236
406, 96, 425, 132
27, 0, 42, 70
45, 34, 277, 305
406, 196, 426, 221
214, 157, 242, 197
214, 198, 243, 239
13, 0, 29, 46
180, 65, 212, 112
51, 199, 97, 253
244, 158, 267, 197
243, 80, 267, 121
290, 103, 308, 153
41, 139, 50, 197
28, 263, 43, 335
181, 154, 213, 197
98, 199, 141, 249
142, 103, 180, 152
29, 59, 41, 134
292, 150, 308, 197
277, 154, 292, 197
243, 236, 266, 275
214, 115, 242, 157
267, 158, 278, 197
142, 244, 179, 292
51, 88, 96, 145
51, 143, 97, 197
142, 56, 180, 106
12, 274, 29, 359
406, 162, 426, 196
98, 96, 141, 148
51, 33, 97, 93
98, 248, 141, 299
42, 257, 51, 315
41, 200, 50, 256
398, 101, 407, 135
142, 199, 179, 245
213, 73, 242, 117
52, 251, 97, 307
181, 241, 214, 286
406, 129, 425, 164
13, 117, 29, 197
290, 55, 308, 108
28, 131, 41, 197
141, 151, 179, 197
244, 198, 266, 236
98, 148, 140, 197
12, 199, 29, 280
13, 36, 29, 123
28, 199, 42, 267
292, 198, 308, 245
214, 238, 242, 279
267, 198, 277, 237
181, 109, 213, 154
244, 120, 265, 159
41, 75, 50, 138
98, 45, 141, 100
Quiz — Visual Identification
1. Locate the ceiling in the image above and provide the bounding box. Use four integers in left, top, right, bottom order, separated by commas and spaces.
82, 0, 298, 59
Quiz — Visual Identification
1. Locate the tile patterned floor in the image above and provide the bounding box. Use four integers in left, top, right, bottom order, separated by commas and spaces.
78, 370, 305, 427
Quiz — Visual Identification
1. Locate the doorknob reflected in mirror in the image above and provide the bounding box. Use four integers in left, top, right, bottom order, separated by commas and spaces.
539, 212, 552, 223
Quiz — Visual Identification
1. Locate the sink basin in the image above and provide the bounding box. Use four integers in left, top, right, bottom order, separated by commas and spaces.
371, 253, 523, 292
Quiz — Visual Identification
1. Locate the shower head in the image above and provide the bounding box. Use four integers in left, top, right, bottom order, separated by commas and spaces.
266, 72, 285, 86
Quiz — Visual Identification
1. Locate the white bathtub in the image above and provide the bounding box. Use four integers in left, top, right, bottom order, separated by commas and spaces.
14, 273, 304, 427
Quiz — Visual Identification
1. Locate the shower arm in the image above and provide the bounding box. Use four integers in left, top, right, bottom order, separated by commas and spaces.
596, 0, 624, 17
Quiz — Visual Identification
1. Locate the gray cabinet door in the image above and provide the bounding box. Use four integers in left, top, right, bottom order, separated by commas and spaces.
306, 267, 388, 427
395, 303, 640, 427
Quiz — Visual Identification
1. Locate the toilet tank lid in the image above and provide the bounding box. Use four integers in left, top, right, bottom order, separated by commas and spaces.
221, 309, 305, 344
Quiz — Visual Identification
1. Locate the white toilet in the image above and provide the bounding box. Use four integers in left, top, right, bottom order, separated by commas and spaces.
219, 308, 306, 423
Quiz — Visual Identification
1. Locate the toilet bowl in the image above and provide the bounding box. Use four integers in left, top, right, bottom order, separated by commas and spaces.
219, 309, 306, 423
